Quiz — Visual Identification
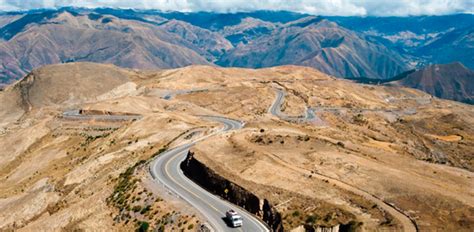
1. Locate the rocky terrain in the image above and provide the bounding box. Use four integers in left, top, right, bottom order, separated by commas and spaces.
0, 62, 472, 231
4, 8, 472, 86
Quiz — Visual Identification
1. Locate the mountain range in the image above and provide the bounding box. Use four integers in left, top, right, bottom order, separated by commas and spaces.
0, 8, 473, 103
328, 14, 474, 69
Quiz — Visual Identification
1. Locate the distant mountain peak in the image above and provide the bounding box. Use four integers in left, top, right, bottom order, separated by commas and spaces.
285, 16, 325, 28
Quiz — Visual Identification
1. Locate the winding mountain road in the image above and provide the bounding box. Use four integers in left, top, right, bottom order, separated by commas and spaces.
148, 88, 417, 232
268, 89, 286, 116
149, 116, 269, 232
269, 89, 418, 232
269, 88, 324, 125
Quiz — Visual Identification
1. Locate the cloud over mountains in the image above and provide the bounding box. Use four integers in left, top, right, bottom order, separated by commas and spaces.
0, 0, 473, 16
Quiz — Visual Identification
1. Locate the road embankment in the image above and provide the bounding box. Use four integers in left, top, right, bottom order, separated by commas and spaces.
181, 151, 283, 231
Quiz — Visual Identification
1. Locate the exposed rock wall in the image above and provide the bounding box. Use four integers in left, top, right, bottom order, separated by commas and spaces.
180, 151, 283, 231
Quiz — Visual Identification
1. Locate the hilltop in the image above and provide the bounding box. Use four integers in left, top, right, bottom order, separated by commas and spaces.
0, 63, 472, 231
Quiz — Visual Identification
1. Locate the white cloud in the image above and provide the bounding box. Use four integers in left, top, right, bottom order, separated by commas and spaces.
0, 0, 472, 16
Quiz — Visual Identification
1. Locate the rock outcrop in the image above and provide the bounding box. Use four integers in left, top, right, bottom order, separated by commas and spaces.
181, 151, 283, 231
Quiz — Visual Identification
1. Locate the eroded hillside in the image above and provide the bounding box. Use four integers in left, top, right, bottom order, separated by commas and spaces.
0, 63, 472, 231
0, 8, 409, 85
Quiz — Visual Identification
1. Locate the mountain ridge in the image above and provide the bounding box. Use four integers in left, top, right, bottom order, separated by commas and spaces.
0, 8, 409, 84
0, 8, 472, 89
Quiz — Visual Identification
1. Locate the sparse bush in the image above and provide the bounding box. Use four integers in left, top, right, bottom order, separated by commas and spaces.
292, 210, 300, 217
152, 147, 168, 158
187, 224, 194, 230
352, 113, 367, 125
140, 205, 151, 214
158, 224, 165, 232
305, 215, 318, 224
132, 205, 142, 212
137, 221, 149, 232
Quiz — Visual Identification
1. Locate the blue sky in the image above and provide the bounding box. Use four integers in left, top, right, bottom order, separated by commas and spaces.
0, 0, 473, 16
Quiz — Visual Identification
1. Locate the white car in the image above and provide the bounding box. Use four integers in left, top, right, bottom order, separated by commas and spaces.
225, 209, 243, 227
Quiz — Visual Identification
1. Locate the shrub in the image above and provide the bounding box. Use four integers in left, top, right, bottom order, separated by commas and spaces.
140, 205, 151, 214
291, 210, 300, 217
305, 215, 318, 224
303, 135, 310, 141
352, 114, 367, 125
137, 221, 149, 232
132, 205, 142, 212
158, 224, 165, 232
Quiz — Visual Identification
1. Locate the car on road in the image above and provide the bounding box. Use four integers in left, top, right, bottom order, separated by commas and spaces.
225, 209, 243, 227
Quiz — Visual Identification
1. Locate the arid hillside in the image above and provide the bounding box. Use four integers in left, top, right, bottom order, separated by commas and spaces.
391, 62, 474, 104
0, 8, 408, 85
218, 17, 408, 79
0, 62, 472, 231
0, 10, 213, 84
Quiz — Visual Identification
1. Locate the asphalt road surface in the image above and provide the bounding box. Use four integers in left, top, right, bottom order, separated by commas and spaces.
268, 88, 286, 116
269, 88, 324, 125
149, 116, 269, 232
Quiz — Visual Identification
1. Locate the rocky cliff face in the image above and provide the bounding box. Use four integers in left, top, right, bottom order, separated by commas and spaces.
180, 151, 284, 231
180, 150, 362, 232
